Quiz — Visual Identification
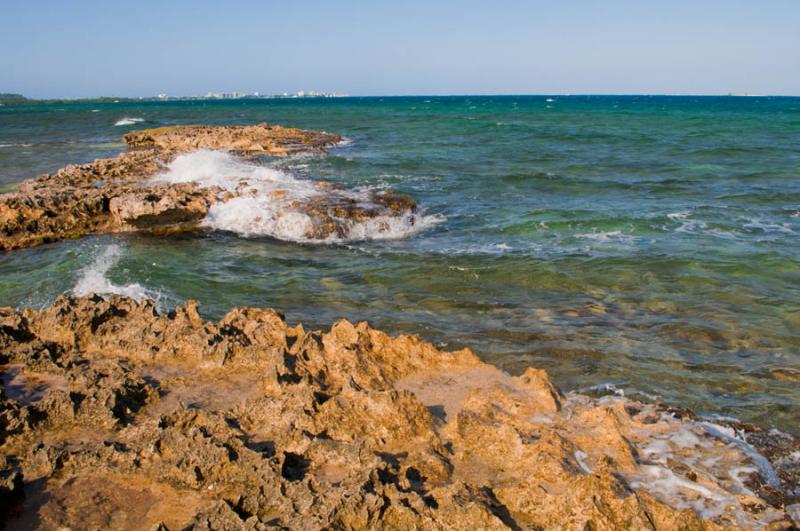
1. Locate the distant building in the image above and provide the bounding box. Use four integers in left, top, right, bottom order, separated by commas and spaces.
148, 90, 347, 102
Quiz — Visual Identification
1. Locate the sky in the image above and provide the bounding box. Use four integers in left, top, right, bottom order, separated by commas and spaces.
2, 0, 799, 98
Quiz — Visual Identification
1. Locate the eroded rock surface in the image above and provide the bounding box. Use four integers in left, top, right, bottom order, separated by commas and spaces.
0, 295, 798, 529
124, 124, 341, 155
1, 124, 428, 250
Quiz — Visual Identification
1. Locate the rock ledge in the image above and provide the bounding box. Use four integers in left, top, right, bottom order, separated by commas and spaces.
1, 295, 798, 529
0, 124, 353, 251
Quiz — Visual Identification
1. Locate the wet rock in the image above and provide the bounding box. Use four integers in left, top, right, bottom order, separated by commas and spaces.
0, 295, 798, 529
299, 192, 419, 241
108, 183, 220, 229
0, 124, 342, 251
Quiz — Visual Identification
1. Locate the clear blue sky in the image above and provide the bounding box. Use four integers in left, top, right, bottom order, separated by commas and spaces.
2, 0, 798, 98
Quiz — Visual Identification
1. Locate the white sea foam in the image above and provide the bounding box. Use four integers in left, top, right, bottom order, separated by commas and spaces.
73, 245, 152, 302
0, 143, 34, 148
580, 382, 626, 396
628, 464, 730, 519
667, 211, 690, 220
743, 218, 796, 234
324, 211, 444, 242
114, 117, 145, 126
335, 137, 354, 147
625, 421, 786, 525
154, 150, 443, 243
575, 230, 636, 244
578, 382, 661, 402
698, 421, 782, 489
438, 242, 520, 256
670, 213, 707, 234
665, 212, 741, 240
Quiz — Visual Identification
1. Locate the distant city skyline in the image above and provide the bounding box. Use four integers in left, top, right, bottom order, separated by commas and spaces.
2, 0, 799, 98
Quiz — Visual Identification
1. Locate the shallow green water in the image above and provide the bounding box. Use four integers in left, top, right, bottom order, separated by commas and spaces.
1, 96, 799, 432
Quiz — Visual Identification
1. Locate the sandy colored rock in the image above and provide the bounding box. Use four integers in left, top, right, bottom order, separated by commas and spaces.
124, 124, 341, 156
0, 295, 798, 529
0, 124, 344, 251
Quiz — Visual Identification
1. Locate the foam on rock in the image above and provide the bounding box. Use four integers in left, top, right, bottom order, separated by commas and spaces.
0, 124, 344, 250
1, 295, 798, 529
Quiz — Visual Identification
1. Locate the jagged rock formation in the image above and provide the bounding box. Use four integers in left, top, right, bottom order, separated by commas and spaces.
123, 124, 342, 155
0, 295, 797, 529
0, 124, 421, 250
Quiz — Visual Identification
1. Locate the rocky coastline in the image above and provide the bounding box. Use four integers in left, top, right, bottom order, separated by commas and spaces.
1, 295, 798, 529
0, 124, 418, 250
1, 124, 799, 529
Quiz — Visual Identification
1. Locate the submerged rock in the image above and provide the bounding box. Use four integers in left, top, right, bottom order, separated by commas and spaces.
0, 295, 797, 529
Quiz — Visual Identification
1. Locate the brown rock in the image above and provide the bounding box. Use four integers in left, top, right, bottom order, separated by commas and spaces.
0, 295, 797, 528
124, 123, 341, 156
0, 124, 343, 251
108, 183, 219, 229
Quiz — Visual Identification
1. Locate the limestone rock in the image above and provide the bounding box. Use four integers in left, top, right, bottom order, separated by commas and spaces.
0, 295, 797, 528
0, 124, 344, 251
123, 123, 341, 156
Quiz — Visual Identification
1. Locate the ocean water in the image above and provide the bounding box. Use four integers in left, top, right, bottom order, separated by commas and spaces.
1, 96, 799, 433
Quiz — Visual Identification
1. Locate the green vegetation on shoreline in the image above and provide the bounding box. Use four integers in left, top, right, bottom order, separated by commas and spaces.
0, 93, 139, 106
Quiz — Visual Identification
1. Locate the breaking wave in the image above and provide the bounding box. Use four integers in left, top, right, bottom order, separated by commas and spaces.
154, 150, 444, 243
575, 230, 638, 244
114, 117, 145, 126
72, 245, 153, 302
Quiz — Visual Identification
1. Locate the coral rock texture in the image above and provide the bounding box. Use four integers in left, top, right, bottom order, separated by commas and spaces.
1, 295, 798, 529
0, 124, 423, 250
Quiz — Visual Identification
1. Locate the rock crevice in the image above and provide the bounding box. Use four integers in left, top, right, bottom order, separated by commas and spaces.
1, 124, 422, 250
1, 295, 797, 529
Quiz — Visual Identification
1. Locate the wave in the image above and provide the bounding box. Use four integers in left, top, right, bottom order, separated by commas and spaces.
437, 242, 518, 256
742, 218, 796, 235
665, 212, 740, 240
575, 230, 637, 244
114, 117, 145, 126
334, 137, 354, 147
72, 245, 153, 302
668, 211, 708, 234
0, 143, 33, 148
578, 382, 660, 402
154, 150, 443, 243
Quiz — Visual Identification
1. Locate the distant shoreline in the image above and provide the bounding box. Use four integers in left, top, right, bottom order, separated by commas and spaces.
0, 92, 347, 106
2, 93, 799, 107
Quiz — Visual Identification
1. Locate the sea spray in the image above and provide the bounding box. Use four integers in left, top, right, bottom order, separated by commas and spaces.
154, 150, 444, 243
73, 244, 153, 302
114, 117, 145, 126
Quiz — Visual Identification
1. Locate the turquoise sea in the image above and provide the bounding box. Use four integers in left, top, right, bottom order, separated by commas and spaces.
1, 96, 799, 433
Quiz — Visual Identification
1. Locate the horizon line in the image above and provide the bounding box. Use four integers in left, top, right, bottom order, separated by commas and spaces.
5, 92, 800, 102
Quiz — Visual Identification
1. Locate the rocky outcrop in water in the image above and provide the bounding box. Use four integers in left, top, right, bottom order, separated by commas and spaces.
123, 124, 342, 155
0, 124, 422, 250
1, 295, 797, 529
